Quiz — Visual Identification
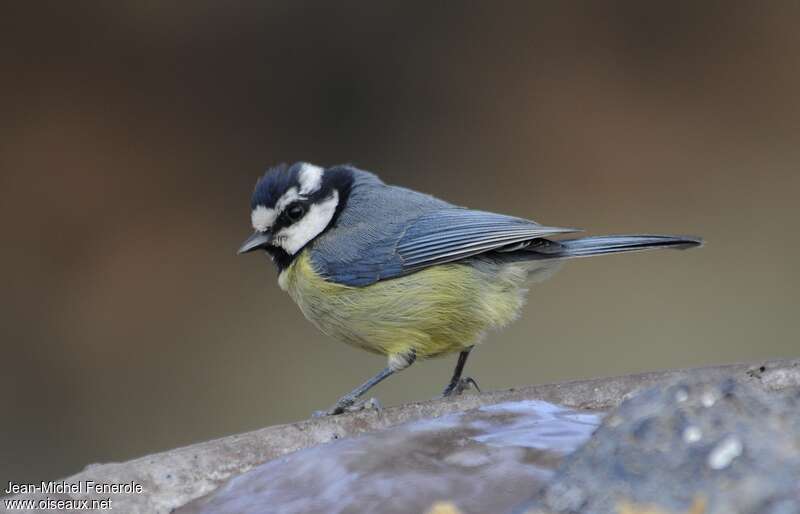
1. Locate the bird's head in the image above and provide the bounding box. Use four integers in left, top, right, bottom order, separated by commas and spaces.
238, 162, 353, 267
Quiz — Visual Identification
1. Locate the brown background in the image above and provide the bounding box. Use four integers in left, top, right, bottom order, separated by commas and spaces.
2, 2, 798, 485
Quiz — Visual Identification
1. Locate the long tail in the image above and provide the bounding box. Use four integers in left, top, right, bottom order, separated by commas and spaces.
523, 234, 703, 260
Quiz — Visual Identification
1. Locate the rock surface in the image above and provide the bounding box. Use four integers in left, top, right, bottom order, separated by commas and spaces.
522, 378, 800, 514
177, 400, 601, 514
3, 360, 798, 513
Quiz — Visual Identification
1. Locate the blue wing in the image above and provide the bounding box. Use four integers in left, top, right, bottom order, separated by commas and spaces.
311, 207, 578, 287
396, 209, 579, 271
308, 173, 579, 287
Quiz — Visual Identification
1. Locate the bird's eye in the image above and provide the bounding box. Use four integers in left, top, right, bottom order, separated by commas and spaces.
286, 203, 305, 221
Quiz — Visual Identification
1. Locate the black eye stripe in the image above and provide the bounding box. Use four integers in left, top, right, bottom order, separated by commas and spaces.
275, 201, 307, 228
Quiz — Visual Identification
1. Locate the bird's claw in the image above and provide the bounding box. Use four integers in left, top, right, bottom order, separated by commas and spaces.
441, 376, 481, 398
312, 396, 383, 417
355, 397, 383, 412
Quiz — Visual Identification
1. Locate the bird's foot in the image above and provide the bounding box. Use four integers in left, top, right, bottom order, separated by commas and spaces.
312, 396, 383, 417
441, 377, 481, 398
354, 397, 383, 412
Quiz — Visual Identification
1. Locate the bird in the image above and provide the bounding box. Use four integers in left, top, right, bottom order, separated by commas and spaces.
238, 162, 701, 415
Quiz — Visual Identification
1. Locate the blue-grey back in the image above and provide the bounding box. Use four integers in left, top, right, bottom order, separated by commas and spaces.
308, 167, 579, 287
309, 169, 453, 286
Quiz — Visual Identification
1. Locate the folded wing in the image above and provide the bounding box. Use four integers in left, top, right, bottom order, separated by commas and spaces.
397, 209, 580, 272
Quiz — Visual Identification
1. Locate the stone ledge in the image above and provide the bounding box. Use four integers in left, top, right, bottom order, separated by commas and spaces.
4, 359, 799, 514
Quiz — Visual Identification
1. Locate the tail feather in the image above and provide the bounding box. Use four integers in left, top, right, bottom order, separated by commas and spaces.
525, 234, 702, 260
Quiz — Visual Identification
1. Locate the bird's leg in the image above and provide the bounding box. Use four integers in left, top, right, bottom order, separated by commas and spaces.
441, 346, 480, 397
318, 350, 416, 416
321, 367, 394, 416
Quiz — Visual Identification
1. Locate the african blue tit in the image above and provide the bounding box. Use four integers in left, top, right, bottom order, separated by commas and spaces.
238, 162, 701, 415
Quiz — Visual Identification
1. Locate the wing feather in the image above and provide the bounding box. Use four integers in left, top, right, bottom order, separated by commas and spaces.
397, 209, 579, 270
400, 229, 552, 255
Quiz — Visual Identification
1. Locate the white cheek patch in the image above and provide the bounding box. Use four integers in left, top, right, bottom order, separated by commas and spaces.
298, 163, 323, 194
274, 191, 339, 254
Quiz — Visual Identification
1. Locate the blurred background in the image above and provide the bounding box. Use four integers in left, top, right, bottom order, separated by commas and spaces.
2, 1, 799, 486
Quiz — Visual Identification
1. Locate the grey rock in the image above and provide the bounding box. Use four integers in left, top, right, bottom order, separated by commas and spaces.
4, 360, 798, 514
524, 378, 800, 514
176, 400, 601, 514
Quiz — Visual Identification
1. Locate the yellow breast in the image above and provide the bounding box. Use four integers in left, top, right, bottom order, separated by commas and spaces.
278, 251, 530, 359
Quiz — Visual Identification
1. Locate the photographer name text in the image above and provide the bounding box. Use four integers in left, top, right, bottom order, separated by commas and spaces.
5, 480, 143, 495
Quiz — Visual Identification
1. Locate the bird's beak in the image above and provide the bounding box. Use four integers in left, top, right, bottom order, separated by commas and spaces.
238, 231, 272, 254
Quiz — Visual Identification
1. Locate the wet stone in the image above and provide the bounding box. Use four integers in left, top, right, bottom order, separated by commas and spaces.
522, 378, 800, 514
175, 400, 602, 514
